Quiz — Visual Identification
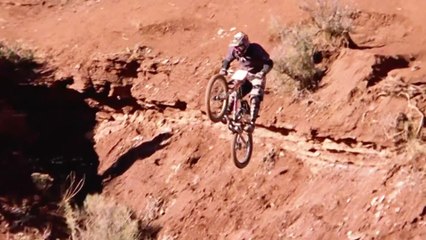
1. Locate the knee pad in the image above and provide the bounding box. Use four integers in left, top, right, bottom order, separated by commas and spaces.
249, 78, 264, 99
250, 86, 264, 101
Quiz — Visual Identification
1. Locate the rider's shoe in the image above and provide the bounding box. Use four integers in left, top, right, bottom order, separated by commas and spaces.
244, 121, 255, 133
221, 115, 228, 124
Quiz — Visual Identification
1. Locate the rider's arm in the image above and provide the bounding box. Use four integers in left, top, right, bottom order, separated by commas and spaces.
221, 47, 236, 70
261, 58, 274, 75
250, 43, 274, 76
255, 44, 274, 75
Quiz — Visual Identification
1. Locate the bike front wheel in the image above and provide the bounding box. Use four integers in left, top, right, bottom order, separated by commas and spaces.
232, 131, 253, 168
205, 74, 229, 122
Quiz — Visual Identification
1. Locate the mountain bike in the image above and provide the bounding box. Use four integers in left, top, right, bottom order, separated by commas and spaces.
205, 69, 253, 168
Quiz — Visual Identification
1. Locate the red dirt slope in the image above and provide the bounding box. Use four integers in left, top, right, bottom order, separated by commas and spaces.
0, 0, 425, 239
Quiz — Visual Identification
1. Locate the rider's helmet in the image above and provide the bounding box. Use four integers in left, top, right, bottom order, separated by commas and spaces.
230, 32, 250, 56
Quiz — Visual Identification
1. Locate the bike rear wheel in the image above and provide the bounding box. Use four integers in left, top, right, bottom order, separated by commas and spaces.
205, 74, 229, 122
232, 131, 253, 168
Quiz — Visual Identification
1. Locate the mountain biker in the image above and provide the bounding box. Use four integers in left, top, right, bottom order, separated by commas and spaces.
219, 31, 274, 133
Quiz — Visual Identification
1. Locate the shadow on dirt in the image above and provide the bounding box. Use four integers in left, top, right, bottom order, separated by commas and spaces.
0, 68, 101, 198
0, 53, 101, 237
101, 132, 173, 183
366, 55, 410, 87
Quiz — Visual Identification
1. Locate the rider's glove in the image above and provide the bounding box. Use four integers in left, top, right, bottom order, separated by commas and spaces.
255, 71, 265, 79
219, 68, 227, 75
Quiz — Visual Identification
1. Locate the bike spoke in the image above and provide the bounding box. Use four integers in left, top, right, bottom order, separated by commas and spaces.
209, 84, 226, 117
234, 133, 250, 162
235, 137, 242, 150
238, 134, 247, 145
213, 92, 227, 101
206, 75, 228, 123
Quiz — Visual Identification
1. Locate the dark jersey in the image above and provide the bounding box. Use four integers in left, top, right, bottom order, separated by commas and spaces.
222, 43, 273, 74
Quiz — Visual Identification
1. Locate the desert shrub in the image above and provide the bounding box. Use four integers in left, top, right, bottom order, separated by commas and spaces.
272, 24, 321, 90
0, 42, 34, 64
379, 81, 426, 165
299, 0, 353, 39
60, 172, 151, 240
270, 0, 354, 92
63, 194, 141, 240
396, 113, 426, 169
9, 227, 51, 240
394, 109, 426, 163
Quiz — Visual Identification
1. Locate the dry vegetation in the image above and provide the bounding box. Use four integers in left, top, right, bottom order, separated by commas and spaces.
378, 78, 426, 165
299, 0, 353, 39
271, 24, 320, 90
271, 0, 354, 91
7, 228, 52, 240
63, 194, 142, 240
0, 42, 34, 64
60, 173, 156, 240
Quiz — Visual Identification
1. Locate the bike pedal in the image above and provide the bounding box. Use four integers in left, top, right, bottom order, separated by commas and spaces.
228, 124, 240, 133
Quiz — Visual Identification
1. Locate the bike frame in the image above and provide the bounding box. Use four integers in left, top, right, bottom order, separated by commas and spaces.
205, 71, 253, 168
227, 71, 253, 133
231, 81, 243, 121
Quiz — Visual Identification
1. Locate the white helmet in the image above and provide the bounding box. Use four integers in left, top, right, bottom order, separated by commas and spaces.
230, 31, 250, 55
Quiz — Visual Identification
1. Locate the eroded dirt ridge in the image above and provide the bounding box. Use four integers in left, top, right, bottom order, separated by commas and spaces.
73, 45, 409, 163
78, 42, 425, 238
1, 38, 425, 240
0, 44, 401, 236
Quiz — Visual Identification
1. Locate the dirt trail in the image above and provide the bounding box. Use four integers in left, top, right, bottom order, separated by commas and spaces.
172, 104, 392, 160
98, 102, 392, 169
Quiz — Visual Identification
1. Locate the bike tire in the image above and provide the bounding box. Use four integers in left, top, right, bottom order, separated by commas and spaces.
232, 131, 253, 169
205, 74, 229, 123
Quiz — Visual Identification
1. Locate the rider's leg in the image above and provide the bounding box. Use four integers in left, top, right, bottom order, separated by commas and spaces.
241, 80, 253, 98
250, 96, 261, 122
227, 80, 252, 114
245, 77, 265, 132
